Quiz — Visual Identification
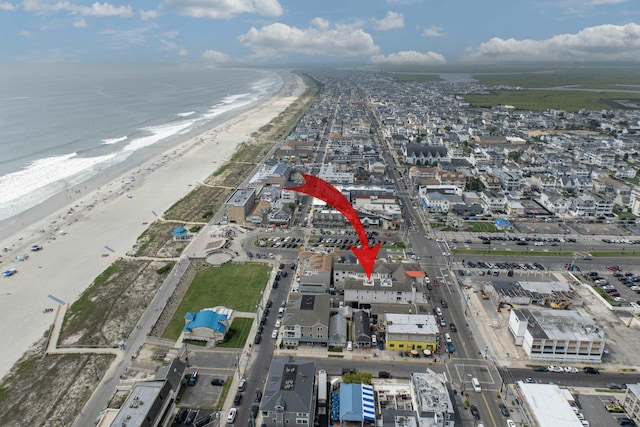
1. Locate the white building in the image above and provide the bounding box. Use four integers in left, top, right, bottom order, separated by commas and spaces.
410, 371, 455, 427
515, 382, 584, 427
509, 308, 605, 362
623, 383, 640, 425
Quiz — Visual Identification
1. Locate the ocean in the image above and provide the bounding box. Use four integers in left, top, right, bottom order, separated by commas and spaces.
0, 63, 282, 221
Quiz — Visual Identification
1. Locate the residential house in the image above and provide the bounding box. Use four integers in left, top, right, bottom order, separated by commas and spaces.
281, 294, 331, 347
260, 356, 316, 427
352, 310, 372, 349
479, 190, 505, 213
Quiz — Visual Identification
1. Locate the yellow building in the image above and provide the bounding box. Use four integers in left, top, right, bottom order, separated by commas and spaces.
384, 313, 439, 352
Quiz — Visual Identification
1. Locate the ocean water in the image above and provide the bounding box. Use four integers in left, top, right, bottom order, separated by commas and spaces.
0, 63, 282, 221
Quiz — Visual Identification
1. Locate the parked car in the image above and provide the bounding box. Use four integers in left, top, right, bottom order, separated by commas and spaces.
250, 404, 260, 419
449, 323, 457, 332
211, 378, 225, 386
607, 383, 624, 390
227, 408, 237, 423
532, 365, 547, 372
254, 334, 262, 345
378, 371, 391, 378
470, 405, 480, 420
255, 390, 263, 402
499, 403, 510, 417
564, 366, 579, 373
547, 365, 563, 373
583, 367, 600, 374
440, 299, 448, 308
187, 371, 198, 386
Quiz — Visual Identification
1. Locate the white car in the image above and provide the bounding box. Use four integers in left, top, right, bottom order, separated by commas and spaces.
444, 333, 452, 343
271, 329, 278, 339
442, 252, 451, 257
227, 408, 237, 423
275, 319, 281, 328
547, 365, 563, 373
564, 366, 579, 373
507, 420, 516, 427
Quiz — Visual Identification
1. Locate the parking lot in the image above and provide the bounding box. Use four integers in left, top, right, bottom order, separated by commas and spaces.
576, 393, 629, 427
179, 348, 243, 409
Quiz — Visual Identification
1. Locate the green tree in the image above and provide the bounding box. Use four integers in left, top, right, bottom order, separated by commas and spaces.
343, 372, 372, 385
508, 151, 520, 161
468, 178, 485, 191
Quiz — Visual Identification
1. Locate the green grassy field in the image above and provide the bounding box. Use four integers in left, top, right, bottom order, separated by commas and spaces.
465, 221, 500, 232
471, 68, 640, 88
464, 89, 640, 112
218, 317, 253, 348
163, 263, 270, 340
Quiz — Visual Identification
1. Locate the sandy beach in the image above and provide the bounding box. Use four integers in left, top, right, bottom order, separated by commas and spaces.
0, 71, 305, 379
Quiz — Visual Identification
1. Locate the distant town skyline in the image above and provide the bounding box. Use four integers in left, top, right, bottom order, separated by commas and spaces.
1, 0, 639, 64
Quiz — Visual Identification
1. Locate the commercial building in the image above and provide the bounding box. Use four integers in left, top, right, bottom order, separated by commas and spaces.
514, 382, 584, 427
410, 370, 455, 427
223, 188, 257, 224
100, 358, 186, 427
509, 308, 605, 362
260, 356, 316, 427
384, 314, 439, 353
297, 251, 333, 294
623, 383, 640, 425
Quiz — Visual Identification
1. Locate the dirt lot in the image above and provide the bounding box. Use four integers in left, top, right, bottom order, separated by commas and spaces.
0, 74, 318, 426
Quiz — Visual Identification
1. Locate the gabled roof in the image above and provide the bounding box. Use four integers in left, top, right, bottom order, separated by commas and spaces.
261, 356, 315, 414
183, 309, 228, 334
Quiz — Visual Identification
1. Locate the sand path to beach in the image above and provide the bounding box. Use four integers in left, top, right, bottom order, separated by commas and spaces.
0, 71, 304, 379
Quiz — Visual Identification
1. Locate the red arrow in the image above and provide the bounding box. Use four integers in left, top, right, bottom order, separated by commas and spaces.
286, 173, 380, 279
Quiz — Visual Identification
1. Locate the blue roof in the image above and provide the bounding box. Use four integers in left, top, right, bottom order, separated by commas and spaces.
172, 226, 188, 236
340, 383, 375, 421
183, 310, 228, 334
494, 218, 512, 228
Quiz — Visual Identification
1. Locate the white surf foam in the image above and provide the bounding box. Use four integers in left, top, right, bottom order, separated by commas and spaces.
101, 136, 128, 145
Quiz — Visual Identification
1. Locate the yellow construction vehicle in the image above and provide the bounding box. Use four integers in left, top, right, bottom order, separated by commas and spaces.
551, 300, 572, 310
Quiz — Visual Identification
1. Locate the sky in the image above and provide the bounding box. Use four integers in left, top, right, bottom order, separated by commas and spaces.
0, 0, 639, 65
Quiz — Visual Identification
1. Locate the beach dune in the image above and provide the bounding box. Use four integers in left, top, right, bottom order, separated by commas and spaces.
0, 71, 304, 379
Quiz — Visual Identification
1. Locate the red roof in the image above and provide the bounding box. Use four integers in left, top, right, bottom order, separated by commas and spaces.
405, 271, 425, 277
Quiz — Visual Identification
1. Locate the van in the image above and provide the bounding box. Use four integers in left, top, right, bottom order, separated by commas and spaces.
347, 341, 353, 351
471, 377, 481, 392
227, 408, 237, 423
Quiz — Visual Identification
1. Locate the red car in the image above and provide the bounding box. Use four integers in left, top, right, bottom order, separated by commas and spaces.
606, 265, 621, 272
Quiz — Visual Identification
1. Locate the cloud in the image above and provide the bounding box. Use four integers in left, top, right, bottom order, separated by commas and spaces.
73, 17, 87, 27
52, 1, 134, 18
23, 0, 42, 12
163, 0, 283, 19
201, 49, 232, 63
140, 9, 159, 20
0, 1, 15, 10
160, 39, 178, 51
421, 25, 445, 37
164, 30, 179, 39
369, 50, 446, 66
372, 11, 404, 31
463, 23, 640, 62
19, 29, 30, 36
99, 27, 150, 49
590, 0, 627, 4
179, 48, 188, 56
238, 19, 379, 58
